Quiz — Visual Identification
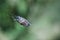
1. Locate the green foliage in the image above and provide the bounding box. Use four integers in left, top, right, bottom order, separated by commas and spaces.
0, 3, 15, 31
16, 0, 29, 18
0, 0, 29, 31
0, 1, 29, 40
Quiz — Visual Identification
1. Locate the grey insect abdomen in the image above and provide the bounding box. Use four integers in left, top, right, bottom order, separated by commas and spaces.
15, 16, 31, 27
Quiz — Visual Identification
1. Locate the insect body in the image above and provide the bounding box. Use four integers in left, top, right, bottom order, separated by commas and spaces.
15, 16, 31, 27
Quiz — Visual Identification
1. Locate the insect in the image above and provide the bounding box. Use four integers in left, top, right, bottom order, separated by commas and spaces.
14, 16, 31, 27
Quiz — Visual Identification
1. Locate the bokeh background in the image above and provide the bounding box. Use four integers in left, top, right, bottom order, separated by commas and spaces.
0, 0, 60, 40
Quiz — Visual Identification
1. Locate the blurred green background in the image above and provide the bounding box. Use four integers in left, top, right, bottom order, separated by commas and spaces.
0, 0, 60, 40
